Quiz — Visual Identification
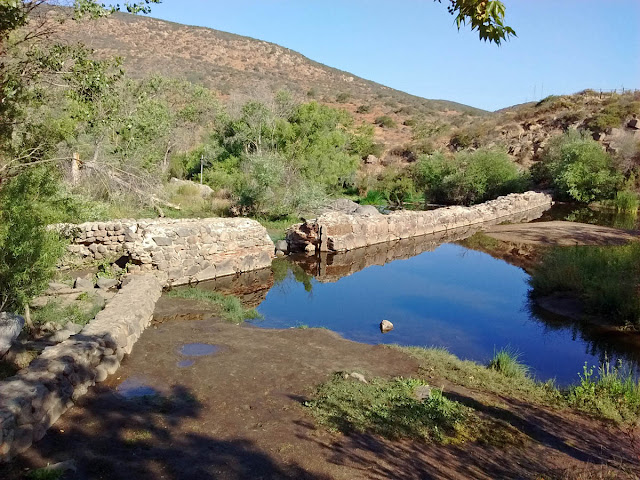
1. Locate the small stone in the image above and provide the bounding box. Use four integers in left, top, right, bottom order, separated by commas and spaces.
275, 240, 288, 254
74, 277, 95, 291
348, 372, 368, 384
275, 250, 285, 258
380, 319, 394, 333
153, 236, 173, 247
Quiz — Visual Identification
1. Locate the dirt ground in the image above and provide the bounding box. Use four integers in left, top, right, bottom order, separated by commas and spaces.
1, 297, 639, 480
484, 220, 640, 246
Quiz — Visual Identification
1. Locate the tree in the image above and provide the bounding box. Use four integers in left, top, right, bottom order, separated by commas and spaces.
440, 0, 515, 45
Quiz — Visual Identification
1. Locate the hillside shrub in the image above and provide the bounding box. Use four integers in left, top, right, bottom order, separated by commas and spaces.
543, 131, 621, 202
356, 104, 371, 114
374, 115, 397, 128
413, 149, 526, 205
335, 92, 350, 103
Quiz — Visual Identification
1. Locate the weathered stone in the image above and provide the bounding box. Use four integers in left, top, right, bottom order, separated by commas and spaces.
0, 313, 25, 357
74, 277, 95, 291
275, 240, 288, 253
380, 319, 394, 333
96, 278, 119, 290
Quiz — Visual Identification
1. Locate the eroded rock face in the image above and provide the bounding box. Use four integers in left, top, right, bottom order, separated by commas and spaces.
0, 313, 24, 358
53, 218, 275, 286
286, 192, 553, 255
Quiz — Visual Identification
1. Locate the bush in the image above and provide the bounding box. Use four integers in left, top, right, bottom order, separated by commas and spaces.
335, 92, 350, 103
609, 189, 640, 213
374, 115, 397, 128
233, 153, 326, 217
355, 104, 370, 114
0, 169, 66, 313
413, 149, 526, 205
543, 131, 621, 202
530, 243, 640, 325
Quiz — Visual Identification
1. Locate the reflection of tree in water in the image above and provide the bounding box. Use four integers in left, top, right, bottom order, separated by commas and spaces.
526, 298, 640, 377
272, 258, 314, 293
537, 204, 639, 231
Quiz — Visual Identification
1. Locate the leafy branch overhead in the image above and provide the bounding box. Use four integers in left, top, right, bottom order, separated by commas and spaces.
440, 0, 516, 45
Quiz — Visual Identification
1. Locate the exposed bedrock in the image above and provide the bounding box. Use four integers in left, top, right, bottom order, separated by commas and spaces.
286, 191, 553, 254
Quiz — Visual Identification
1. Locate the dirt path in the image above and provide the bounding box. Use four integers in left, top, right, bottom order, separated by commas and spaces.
1, 298, 638, 479
484, 220, 639, 246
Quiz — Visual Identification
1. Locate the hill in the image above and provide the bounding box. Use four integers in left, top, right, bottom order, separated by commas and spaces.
51, 10, 485, 154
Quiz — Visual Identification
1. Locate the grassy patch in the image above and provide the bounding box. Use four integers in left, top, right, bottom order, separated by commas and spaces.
26, 468, 63, 480
32, 300, 103, 327
398, 346, 561, 406
166, 287, 261, 323
488, 347, 530, 380
530, 243, 640, 325
306, 374, 470, 442
569, 360, 640, 423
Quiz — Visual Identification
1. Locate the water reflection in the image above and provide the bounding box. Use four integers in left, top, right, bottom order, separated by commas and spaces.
249, 237, 640, 386
536, 203, 639, 230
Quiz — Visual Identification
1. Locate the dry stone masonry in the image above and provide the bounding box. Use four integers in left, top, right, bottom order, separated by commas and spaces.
57, 218, 275, 286
287, 191, 553, 254
0, 275, 162, 462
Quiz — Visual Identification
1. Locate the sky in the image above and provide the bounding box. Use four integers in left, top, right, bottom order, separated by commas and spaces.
146, 0, 640, 111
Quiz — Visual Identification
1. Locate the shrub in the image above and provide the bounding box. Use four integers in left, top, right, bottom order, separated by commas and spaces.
609, 189, 640, 213
233, 153, 326, 217
0, 169, 66, 314
335, 92, 350, 103
355, 104, 371, 114
543, 131, 621, 202
413, 149, 526, 205
374, 115, 397, 128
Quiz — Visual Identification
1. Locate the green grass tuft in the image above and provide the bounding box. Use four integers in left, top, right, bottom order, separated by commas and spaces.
306, 374, 469, 442
488, 347, 530, 379
26, 468, 64, 480
166, 287, 262, 324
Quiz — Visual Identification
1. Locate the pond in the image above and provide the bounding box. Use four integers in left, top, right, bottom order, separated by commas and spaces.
241, 233, 639, 386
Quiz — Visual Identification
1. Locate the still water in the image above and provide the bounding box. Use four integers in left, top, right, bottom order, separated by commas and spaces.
249, 242, 637, 386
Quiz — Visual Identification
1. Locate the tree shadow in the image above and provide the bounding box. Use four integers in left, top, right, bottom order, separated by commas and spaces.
0, 383, 331, 480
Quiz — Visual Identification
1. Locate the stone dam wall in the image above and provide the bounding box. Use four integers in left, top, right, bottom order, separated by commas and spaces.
287, 191, 553, 254
0, 275, 162, 462
292, 204, 551, 283
56, 217, 275, 286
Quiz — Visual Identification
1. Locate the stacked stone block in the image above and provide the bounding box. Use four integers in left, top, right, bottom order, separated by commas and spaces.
0, 275, 162, 462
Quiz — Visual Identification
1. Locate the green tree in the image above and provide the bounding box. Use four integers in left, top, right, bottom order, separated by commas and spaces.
544, 131, 621, 203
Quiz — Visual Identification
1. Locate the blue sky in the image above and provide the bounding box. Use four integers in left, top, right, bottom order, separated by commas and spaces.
147, 1, 639, 111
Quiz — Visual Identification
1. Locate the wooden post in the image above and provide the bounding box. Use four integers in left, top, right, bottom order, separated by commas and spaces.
71, 152, 81, 185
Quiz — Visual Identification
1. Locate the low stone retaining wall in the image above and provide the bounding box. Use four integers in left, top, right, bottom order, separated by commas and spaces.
287, 191, 553, 253
55, 218, 275, 286
0, 275, 162, 462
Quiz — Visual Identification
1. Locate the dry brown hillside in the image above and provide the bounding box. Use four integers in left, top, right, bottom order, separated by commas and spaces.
51, 10, 485, 154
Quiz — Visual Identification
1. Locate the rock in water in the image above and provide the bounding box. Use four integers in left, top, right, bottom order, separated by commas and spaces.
275, 240, 288, 254
0, 312, 25, 357
380, 319, 394, 333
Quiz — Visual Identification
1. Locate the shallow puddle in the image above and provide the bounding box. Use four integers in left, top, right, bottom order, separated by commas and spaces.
179, 343, 220, 357
116, 377, 160, 399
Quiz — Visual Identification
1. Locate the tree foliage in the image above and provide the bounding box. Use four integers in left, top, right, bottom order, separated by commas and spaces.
440, 0, 515, 45
543, 131, 621, 203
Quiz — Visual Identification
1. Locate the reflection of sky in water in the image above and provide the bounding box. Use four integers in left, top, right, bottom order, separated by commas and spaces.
252, 243, 626, 385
